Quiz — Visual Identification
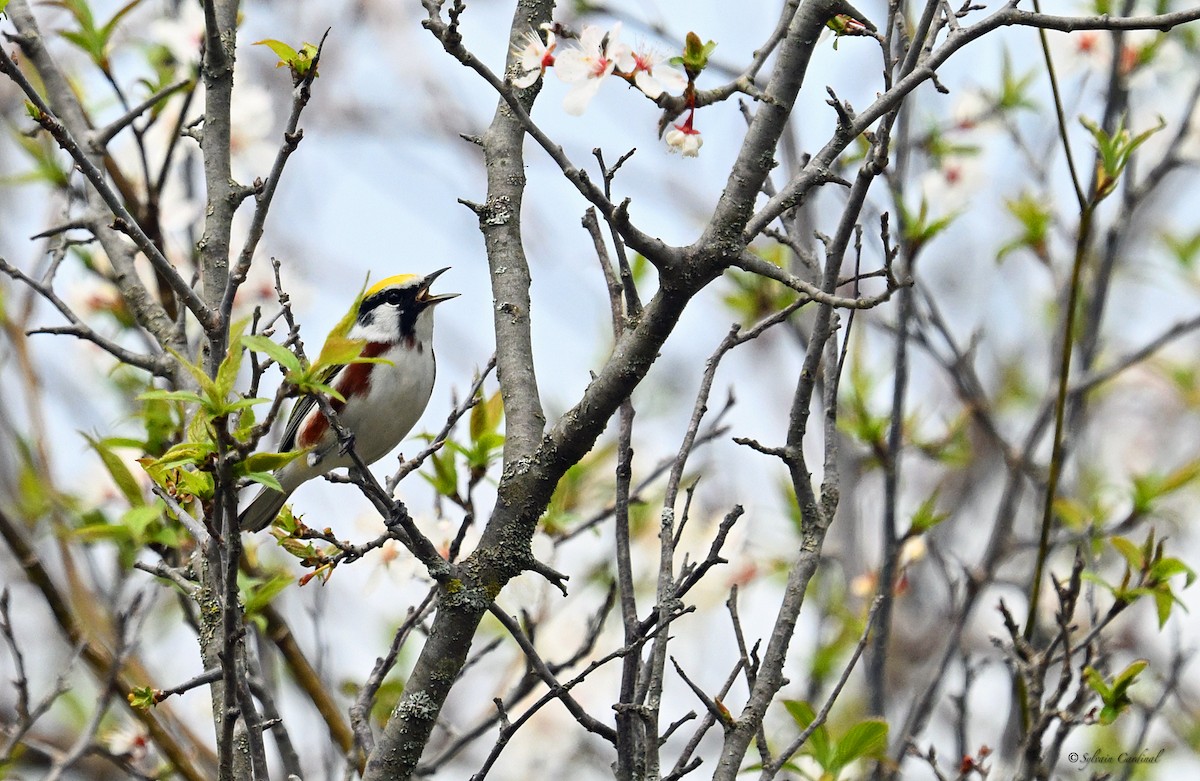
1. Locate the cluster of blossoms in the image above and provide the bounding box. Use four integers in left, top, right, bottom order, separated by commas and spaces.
512, 22, 703, 157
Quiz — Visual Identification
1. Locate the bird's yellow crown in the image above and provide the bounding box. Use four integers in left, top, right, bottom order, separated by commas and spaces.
366, 274, 419, 296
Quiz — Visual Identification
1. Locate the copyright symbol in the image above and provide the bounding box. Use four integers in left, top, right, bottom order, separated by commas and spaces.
1068, 753, 1079, 763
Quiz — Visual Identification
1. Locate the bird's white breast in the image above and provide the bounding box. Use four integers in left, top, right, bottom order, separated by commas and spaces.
339, 340, 436, 464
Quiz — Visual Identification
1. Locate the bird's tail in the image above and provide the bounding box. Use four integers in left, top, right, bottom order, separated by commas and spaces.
239, 485, 292, 532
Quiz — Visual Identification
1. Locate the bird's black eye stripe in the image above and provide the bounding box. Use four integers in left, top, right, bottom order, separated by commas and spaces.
359, 288, 413, 320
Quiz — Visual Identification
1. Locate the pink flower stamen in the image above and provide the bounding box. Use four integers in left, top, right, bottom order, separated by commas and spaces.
676, 108, 699, 134
665, 107, 703, 157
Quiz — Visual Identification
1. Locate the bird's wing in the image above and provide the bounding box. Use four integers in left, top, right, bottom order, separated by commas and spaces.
278, 362, 346, 451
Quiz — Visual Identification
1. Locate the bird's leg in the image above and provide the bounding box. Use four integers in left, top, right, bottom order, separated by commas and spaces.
308, 396, 359, 466
307, 436, 348, 468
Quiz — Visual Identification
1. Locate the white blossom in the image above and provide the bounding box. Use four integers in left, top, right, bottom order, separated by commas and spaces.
665, 116, 703, 157
511, 25, 557, 88
555, 23, 634, 115
628, 48, 688, 99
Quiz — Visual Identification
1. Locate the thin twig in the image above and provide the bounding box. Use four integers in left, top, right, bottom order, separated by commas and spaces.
488, 605, 619, 742
223, 29, 332, 320
94, 78, 194, 146
0, 257, 172, 376
763, 596, 885, 777
0, 45, 214, 333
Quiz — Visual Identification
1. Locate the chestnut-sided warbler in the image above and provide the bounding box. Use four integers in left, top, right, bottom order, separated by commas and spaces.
239, 268, 458, 532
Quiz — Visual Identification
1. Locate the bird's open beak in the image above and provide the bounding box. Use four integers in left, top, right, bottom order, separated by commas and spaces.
416, 266, 459, 305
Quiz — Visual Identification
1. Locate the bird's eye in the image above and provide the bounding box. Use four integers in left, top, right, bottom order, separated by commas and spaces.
385, 290, 405, 306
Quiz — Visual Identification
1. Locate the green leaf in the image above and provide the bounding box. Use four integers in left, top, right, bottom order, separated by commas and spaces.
1111, 536, 1145, 571
103, 437, 147, 450
8, 132, 69, 187
254, 38, 320, 77
1080, 115, 1166, 201
174, 467, 215, 501
1129, 459, 1200, 516
721, 243, 798, 326
292, 42, 320, 77
127, 685, 157, 710
272, 504, 300, 535
303, 380, 346, 403
833, 719, 889, 770
422, 448, 458, 497
679, 31, 716, 78
465, 431, 505, 471
75, 521, 133, 544
1085, 660, 1148, 724
327, 277, 369, 341
150, 441, 215, 469
14, 443, 53, 521
243, 471, 285, 493
279, 535, 321, 561
783, 700, 834, 769
138, 389, 207, 405
228, 397, 270, 412
1098, 703, 1120, 725
243, 334, 303, 373
254, 38, 298, 66
899, 195, 959, 254
51, 0, 145, 65
233, 403, 259, 441
541, 443, 616, 534
469, 390, 504, 442
99, 0, 145, 41
167, 348, 221, 409
85, 436, 145, 507
1153, 589, 1174, 628
1159, 457, 1200, 494
784, 698, 815, 726
315, 336, 374, 368
997, 191, 1053, 262
58, 29, 105, 64
369, 677, 406, 727
214, 319, 249, 400
1112, 659, 1148, 691
1160, 228, 1200, 271
994, 49, 1038, 113
1083, 666, 1111, 700
138, 393, 179, 457
1149, 557, 1196, 588
826, 14, 873, 41
293, 311, 391, 402
161, 331, 263, 417
242, 572, 293, 615
50, 0, 143, 68
907, 491, 948, 534
1053, 497, 1093, 530
837, 349, 890, 456
120, 504, 164, 539
242, 450, 306, 474
147, 523, 182, 549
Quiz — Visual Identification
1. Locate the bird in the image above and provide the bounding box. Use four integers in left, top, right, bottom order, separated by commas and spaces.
239, 268, 458, 532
